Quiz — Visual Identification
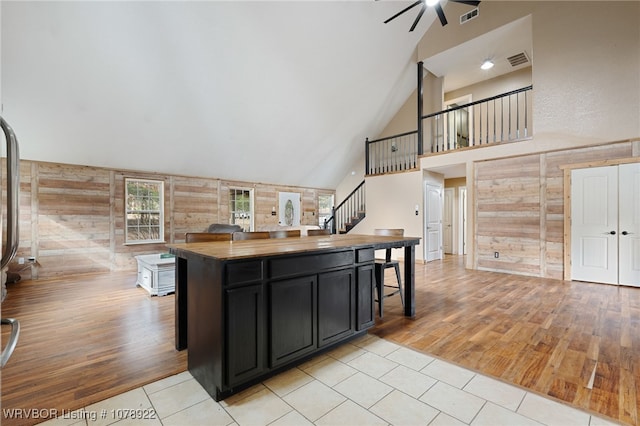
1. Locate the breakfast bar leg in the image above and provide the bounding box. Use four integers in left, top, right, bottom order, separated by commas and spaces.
175, 256, 188, 350
403, 245, 415, 317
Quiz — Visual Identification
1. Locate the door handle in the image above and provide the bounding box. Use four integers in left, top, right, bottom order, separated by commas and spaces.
607, 231, 616, 235
622, 231, 632, 235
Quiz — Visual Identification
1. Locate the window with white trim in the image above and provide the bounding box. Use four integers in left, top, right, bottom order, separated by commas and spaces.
229, 188, 254, 231
125, 178, 164, 244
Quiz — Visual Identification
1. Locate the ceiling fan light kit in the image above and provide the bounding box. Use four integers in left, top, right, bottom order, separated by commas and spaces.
384, 0, 481, 32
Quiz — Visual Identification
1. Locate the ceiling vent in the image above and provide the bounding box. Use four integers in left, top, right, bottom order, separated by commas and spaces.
460, 8, 479, 24
507, 52, 530, 67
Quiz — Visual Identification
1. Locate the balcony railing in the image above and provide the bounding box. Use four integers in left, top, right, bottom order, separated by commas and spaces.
365, 86, 532, 175
424, 85, 532, 153
365, 131, 418, 176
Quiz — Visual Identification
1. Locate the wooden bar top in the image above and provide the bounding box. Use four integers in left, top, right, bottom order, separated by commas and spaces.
167, 233, 420, 261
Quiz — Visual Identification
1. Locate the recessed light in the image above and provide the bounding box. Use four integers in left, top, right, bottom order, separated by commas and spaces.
481, 60, 494, 70
425, 0, 439, 7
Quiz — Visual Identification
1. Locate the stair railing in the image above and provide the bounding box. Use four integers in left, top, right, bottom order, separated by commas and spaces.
366, 131, 418, 176
423, 85, 532, 153
324, 180, 365, 234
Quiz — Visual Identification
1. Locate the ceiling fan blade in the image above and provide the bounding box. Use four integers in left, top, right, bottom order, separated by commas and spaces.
450, 0, 481, 6
384, 0, 423, 24
435, 3, 448, 26
409, 4, 426, 32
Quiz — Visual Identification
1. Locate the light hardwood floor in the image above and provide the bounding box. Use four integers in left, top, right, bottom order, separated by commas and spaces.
1, 256, 637, 425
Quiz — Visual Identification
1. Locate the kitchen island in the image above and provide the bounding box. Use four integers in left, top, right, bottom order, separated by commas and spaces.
168, 233, 420, 401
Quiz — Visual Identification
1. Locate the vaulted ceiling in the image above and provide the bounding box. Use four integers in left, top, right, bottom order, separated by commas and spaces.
2, 1, 440, 189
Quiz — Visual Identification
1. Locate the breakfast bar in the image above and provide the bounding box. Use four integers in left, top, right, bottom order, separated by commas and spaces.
168, 233, 420, 401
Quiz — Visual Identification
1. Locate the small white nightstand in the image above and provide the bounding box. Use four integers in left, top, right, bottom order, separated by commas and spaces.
135, 254, 175, 296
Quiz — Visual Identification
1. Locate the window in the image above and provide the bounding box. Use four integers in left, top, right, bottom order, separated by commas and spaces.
125, 178, 164, 244
229, 188, 254, 231
318, 194, 334, 228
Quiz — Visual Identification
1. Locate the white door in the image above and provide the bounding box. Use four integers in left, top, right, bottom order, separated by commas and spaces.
425, 183, 443, 262
571, 166, 618, 284
619, 163, 640, 286
443, 188, 454, 254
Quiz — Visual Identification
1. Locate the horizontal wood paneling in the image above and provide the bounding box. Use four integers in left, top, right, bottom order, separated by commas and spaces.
475, 154, 540, 274
474, 140, 635, 278
6, 160, 332, 279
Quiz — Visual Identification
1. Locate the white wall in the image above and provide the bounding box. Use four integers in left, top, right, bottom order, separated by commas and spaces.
357, 170, 424, 261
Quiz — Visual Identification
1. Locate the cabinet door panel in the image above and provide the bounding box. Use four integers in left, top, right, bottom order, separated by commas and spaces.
226, 284, 264, 386
356, 264, 375, 330
270, 276, 317, 367
318, 268, 355, 347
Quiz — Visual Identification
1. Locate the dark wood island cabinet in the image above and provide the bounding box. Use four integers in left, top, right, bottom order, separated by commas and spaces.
168, 234, 419, 401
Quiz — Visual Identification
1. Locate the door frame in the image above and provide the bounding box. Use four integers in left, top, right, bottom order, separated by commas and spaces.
561, 157, 640, 281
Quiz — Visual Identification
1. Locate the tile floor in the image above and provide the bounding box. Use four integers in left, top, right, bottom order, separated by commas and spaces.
41, 334, 620, 426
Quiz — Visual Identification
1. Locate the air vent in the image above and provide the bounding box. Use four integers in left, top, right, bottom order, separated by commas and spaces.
460, 8, 479, 24
507, 52, 530, 67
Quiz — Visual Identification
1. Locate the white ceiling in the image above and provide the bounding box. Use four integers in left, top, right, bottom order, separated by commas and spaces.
2, 1, 532, 189
422, 14, 533, 92
2, 1, 435, 190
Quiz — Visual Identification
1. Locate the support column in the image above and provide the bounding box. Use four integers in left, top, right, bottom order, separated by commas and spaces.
417, 61, 424, 156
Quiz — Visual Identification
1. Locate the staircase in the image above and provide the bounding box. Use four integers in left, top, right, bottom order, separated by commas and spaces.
324, 180, 365, 234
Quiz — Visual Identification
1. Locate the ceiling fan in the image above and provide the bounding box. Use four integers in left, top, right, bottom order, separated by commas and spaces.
384, 0, 480, 32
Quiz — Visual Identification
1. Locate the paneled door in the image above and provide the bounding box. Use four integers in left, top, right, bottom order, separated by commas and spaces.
571, 164, 640, 286
619, 163, 640, 286
425, 183, 443, 262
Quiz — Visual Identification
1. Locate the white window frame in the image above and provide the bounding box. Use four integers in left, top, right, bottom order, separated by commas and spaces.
125, 178, 165, 244
229, 187, 254, 231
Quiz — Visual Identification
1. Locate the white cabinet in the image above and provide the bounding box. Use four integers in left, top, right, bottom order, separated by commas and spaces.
135, 254, 175, 296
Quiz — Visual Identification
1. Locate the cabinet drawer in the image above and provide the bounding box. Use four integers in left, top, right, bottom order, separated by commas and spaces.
356, 248, 374, 263
269, 250, 354, 279
226, 261, 263, 286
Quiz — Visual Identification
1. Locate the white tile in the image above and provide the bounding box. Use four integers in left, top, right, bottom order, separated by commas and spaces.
386, 346, 435, 371
471, 402, 542, 426
86, 388, 153, 426
301, 356, 358, 387
161, 398, 233, 426
223, 387, 292, 426
283, 380, 346, 421
268, 410, 314, 426
143, 371, 191, 395
356, 335, 402, 357
428, 412, 467, 426
333, 372, 393, 408
107, 414, 163, 426
347, 351, 399, 378
419, 381, 485, 424
38, 410, 90, 426
370, 389, 439, 426
146, 377, 211, 419
517, 393, 591, 426
297, 353, 331, 370
463, 374, 526, 411
263, 368, 314, 397
589, 415, 623, 426
316, 400, 388, 426
420, 358, 475, 388
379, 365, 437, 398
327, 343, 368, 363
219, 383, 267, 407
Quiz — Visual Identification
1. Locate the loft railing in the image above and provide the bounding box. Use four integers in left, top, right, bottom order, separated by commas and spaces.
365, 86, 533, 175
365, 131, 418, 176
424, 85, 532, 153
324, 180, 365, 234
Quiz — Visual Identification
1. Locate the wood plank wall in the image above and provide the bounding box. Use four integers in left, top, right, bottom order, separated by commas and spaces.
475, 141, 635, 279
2, 160, 333, 280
